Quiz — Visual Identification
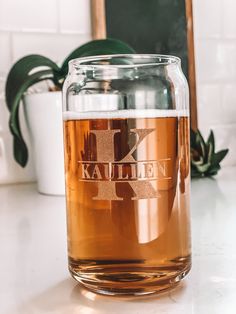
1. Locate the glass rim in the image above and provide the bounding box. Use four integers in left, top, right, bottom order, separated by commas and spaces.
69, 54, 181, 70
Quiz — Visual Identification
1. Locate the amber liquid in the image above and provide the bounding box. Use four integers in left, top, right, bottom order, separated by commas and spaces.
63, 116, 191, 295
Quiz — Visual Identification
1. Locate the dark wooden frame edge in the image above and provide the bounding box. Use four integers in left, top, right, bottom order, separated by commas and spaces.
90, 0, 198, 129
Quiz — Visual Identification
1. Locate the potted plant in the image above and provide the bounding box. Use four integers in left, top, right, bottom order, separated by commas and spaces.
5, 39, 135, 195
190, 129, 229, 178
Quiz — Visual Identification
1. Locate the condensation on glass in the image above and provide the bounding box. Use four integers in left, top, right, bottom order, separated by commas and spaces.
62, 54, 191, 296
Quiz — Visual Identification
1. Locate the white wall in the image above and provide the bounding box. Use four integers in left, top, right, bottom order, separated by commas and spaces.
193, 0, 236, 166
0, 0, 235, 184
0, 0, 92, 184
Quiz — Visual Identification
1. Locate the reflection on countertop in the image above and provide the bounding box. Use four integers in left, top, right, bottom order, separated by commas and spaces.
1, 167, 236, 314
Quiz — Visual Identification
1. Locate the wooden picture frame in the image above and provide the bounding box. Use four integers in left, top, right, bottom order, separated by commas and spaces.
91, 0, 197, 130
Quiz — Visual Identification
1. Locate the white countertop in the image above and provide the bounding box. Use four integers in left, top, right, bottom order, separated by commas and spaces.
1, 167, 236, 314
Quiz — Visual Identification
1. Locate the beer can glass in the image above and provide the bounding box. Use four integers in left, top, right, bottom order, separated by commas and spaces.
63, 54, 191, 295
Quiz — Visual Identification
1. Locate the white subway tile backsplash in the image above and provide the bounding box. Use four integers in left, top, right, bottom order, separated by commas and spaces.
211, 124, 236, 166
0, 78, 33, 137
195, 40, 221, 83
0, 131, 35, 184
59, 0, 91, 34
1, 0, 236, 184
217, 41, 236, 81
197, 84, 222, 129
0, 78, 7, 133
0, 32, 11, 74
0, 0, 92, 183
0, 0, 58, 32
0, 95, 36, 183
193, 0, 236, 166
1, 76, 46, 137
0, 96, 9, 134
0, 70, 36, 183
222, 0, 236, 38
195, 39, 236, 83
12, 32, 91, 64
222, 84, 236, 124
193, 0, 222, 39
198, 123, 235, 167
0, 137, 8, 179
0, 77, 40, 184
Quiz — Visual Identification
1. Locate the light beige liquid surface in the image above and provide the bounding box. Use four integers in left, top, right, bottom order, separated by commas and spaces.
63, 113, 191, 295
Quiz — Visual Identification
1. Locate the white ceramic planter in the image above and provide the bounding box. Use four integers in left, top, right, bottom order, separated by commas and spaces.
24, 92, 65, 195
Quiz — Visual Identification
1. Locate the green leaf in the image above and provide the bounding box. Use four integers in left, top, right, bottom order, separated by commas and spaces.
9, 70, 54, 166
207, 170, 219, 176
206, 164, 221, 176
5, 55, 60, 166
211, 149, 229, 167
206, 130, 215, 163
195, 162, 211, 173
207, 130, 215, 152
196, 130, 207, 161
5, 39, 136, 167
191, 166, 204, 178
207, 142, 214, 164
61, 38, 136, 76
6, 54, 60, 111
190, 129, 229, 179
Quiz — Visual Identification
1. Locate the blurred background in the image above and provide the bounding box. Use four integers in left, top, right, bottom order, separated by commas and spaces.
0, 0, 236, 185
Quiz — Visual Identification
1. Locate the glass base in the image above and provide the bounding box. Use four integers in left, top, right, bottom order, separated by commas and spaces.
69, 261, 191, 296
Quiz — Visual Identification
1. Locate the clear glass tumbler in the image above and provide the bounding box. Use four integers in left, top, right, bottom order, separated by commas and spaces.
63, 54, 191, 296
